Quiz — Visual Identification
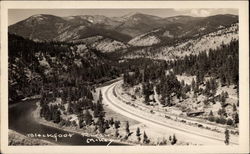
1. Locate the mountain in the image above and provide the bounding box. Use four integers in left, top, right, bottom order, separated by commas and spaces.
162, 15, 202, 24
114, 13, 166, 37
9, 13, 238, 52
126, 14, 238, 47
9, 14, 131, 43
8, 14, 71, 41
123, 23, 238, 60
64, 15, 122, 29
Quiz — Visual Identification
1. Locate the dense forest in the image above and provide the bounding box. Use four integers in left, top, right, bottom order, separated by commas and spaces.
123, 40, 239, 126
123, 39, 239, 93
170, 39, 239, 86
8, 34, 120, 103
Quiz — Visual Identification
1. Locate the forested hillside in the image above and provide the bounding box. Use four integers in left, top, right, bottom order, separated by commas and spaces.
8, 34, 120, 103
123, 40, 239, 127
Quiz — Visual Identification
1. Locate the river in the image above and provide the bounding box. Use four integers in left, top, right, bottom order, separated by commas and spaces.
9, 99, 124, 146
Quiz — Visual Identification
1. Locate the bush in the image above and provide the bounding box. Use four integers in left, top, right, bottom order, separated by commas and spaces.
226, 118, 234, 126
59, 119, 66, 127
208, 116, 215, 122
215, 117, 220, 123
215, 117, 227, 124
220, 117, 227, 124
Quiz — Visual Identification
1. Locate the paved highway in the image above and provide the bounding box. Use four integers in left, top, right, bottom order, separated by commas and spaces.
101, 81, 238, 145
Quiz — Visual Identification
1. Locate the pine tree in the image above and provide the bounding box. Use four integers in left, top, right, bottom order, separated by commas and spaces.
191, 78, 196, 91
224, 129, 230, 145
136, 127, 141, 142
67, 102, 73, 114
109, 117, 114, 126
79, 118, 83, 128
169, 135, 172, 142
114, 120, 121, 129
99, 90, 103, 102
54, 110, 61, 123
210, 78, 218, 96
233, 103, 237, 112
115, 129, 119, 138
83, 109, 93, 125
209, 110, 213, 116
171, 134, 177, 145
97, 116, 106, 134
234, 112, 239, 124
143, 131, 149, 144
125, 121, 130, 135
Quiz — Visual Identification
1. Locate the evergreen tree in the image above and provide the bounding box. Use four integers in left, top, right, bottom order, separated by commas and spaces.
234, 112, 239, 124
136, 127, 141, 142
191, 78, 196, 91
67, 102, 73, 114
115, 129, 119, 138
209, 110, 213, 116
109, 117, 114, 126
143, 131, 150, 144
97, 116, 106, 134
125, 121, 130, 135
169, 135, 172, 142
233, 103, 237, 112
53, 110, 61, 123
83, 109, 93, 125
224, 129, 230, 145
114, 120, 121, 129
171, 134, 177, 145
99, 90, 103, 102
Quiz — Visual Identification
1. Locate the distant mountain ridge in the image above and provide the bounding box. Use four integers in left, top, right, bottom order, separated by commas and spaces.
124, 23, 239, 60
9, 13, 238, 42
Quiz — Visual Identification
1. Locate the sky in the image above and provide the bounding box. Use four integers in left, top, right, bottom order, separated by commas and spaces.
8, 8, 238, 25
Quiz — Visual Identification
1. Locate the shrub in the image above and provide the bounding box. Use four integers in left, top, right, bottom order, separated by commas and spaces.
226, 118, 234, 126
219, 117, 227, 124
208, 116, 215, 122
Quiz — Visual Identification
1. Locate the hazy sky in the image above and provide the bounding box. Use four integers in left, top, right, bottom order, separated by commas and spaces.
8, 8, 238, 25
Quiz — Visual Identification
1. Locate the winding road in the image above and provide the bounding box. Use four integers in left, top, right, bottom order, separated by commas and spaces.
101, 80, 238, 145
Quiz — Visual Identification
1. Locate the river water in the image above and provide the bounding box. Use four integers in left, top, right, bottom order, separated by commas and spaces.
9, 99, 124, 146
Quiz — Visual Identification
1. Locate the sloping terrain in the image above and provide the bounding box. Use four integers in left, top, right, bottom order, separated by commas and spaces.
125, 14, 238, 47
124, 23, 238, 60
9, 14, 132, 43
8, 34, 120, 102
9, 13, 238, 54
9, 13, 237, 43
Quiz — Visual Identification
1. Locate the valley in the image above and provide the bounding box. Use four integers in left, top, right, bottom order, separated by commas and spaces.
8, 11, 239, 146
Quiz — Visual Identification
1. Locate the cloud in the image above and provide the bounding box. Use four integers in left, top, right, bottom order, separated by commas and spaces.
173, 8, 213, 17
190, 9, 211, 17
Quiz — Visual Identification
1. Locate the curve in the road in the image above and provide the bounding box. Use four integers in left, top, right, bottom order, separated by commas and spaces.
103, 82, 238, 145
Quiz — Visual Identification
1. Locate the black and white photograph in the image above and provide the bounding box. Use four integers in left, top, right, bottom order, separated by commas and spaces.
0, 1, 249, 154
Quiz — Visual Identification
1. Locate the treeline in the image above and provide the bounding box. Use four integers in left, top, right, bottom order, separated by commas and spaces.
170, 40, 239, 87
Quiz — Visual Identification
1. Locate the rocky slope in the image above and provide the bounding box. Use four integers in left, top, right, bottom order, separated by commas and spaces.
125, 14, 238, 47
124, 23, 238, 60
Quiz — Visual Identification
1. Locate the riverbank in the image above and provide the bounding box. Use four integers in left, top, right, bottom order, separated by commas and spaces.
9, 129, 54, 145
9, 95, 41, 108
32, 101, 134, 146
